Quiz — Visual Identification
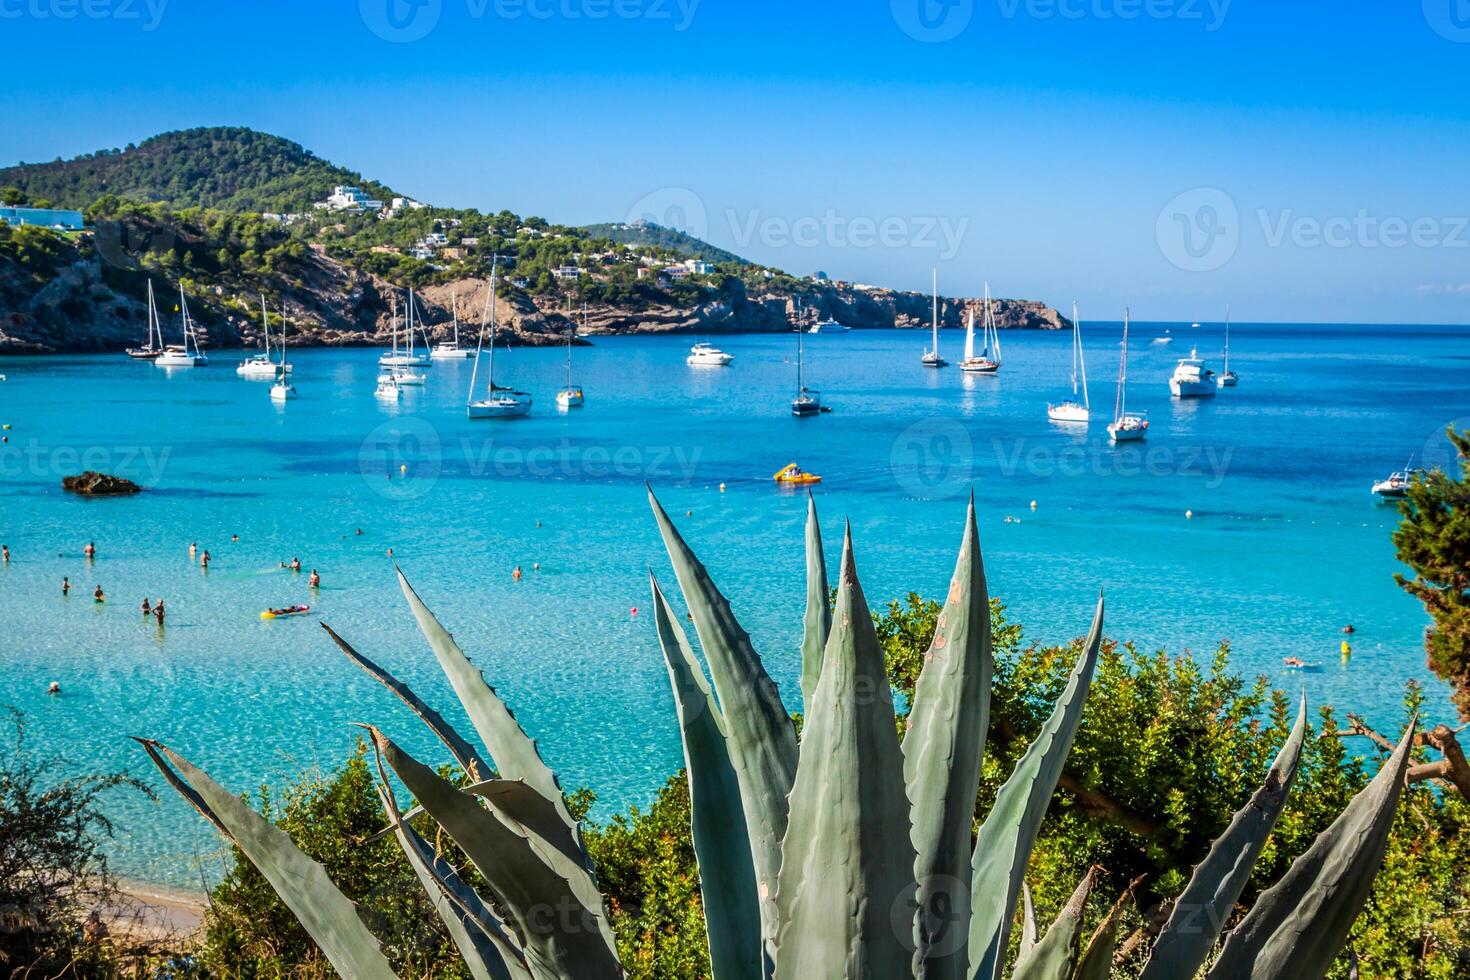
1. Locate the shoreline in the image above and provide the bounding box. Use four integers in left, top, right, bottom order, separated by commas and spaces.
110, 879, 207, 942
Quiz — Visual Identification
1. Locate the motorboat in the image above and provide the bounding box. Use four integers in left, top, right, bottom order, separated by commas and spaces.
1371, 469, 1421, 499
808, 318, 849, 334
774, 463, 822, 485
1169, 348, 1217, 398
687, 342, 733, 366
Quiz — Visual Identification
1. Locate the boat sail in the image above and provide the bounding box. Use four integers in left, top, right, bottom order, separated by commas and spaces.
1107, 308, 1148, 443
1046, 301, 1090, 422
960, 283, 1001, 373
1217, 306, 1238, 387
468, 258, 532, 419
127, 280, 164, 359
921, 269, 948, 368
557, 299, 586, 408
155, 283, 207, 367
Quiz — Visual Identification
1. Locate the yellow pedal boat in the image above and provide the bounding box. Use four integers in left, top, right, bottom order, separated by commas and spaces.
773, 463, 822, 486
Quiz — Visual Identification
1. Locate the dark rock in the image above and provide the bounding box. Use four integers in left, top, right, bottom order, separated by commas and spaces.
62, 471, 142, 496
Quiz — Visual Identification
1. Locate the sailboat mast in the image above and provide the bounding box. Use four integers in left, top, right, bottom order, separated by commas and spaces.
1116, 308, 1130, 421
1075, 302, 1089, 410
487, 260, 498, 392
407, 290, 415, 358
982, 283, 991, 357
468, 268, 491, 406
931, 269, 939, 354
797, 299, 805, 392
1223, 305, 1231, 371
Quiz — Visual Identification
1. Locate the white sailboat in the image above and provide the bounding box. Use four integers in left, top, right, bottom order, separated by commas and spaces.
155, 283, 207, 367
126, 280, 163, 359
959, 282, 1002, 373
380, 291, 431, 367
1108, 309, 1148, 442
556, 301, 586, 409
1217, 307, 1238, 387
431, 291, 475, 359
921, 269, 948, 368
791, 307, 823, 416
269, 309, 297, 401
238, 294, 284, 378
468, 259, 532, 419
1047, 302, 1090, 422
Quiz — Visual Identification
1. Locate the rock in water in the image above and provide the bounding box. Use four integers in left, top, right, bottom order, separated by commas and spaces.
62, 472, 142, 496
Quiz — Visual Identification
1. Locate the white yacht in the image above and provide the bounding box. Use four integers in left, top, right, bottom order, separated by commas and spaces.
238, 295, 286, 378
380, 291, 432, 367
1108, 309, 1149, 443
375, 375, 402, 401
155, 284, 208, 367
1169, 347, 1217, 398
1372, 467, 1421, 500
1047, 302, 1090, 422
921, 269, 948, 368
1217, 307, 1238, 387
430, 292, 474, 359
687, 342, 733, 366
126, 280, 164, 360
808, 318, 849, 334
556, 301, 586, 409
269, 309, 297, 401
468, 258, 532, 419
959, 282, 1001, 374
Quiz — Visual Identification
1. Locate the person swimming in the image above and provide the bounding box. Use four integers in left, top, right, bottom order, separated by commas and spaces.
93, 586, 105, 603
308, 569, 320, 588
2, 544, 9, 563
84, 542, 96, 560
200, 550, 211, 569
61, 576, 70, 596
291, 557, 301, 572
512, 565, 523, 581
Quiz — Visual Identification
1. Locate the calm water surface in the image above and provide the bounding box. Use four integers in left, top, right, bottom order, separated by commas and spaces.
0, 322, 1465, 887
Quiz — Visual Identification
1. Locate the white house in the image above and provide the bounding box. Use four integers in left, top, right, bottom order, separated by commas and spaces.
314, 186, 384, 213
552, 266, 583, 280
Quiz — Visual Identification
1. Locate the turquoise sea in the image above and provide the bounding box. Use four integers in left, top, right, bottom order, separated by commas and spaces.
0, 322, 1465, 888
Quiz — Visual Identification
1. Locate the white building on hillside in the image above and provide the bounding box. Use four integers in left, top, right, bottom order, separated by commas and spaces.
314, 186, 384, 213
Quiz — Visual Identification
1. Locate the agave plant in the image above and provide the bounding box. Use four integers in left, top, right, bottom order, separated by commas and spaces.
137, 491, 1415, 980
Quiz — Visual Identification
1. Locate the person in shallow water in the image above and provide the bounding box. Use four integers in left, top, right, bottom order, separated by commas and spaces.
84, 542, 96, 560
308, 569, 320, 588
61, 577, 69, 596
141, 598, 151, 616
93, 586, 105, 603
291, 557, 301, 572
154, 600, 165, 624
2, 544, 9, 563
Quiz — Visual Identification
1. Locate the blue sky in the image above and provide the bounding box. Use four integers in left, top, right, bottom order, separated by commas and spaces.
4, 0, 1470, 323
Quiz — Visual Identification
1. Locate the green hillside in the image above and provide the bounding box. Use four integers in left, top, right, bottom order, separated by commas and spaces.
0, 127, 398, 214
581, 221, 748, 266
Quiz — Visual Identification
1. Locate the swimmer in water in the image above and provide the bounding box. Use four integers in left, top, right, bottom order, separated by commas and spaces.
200, 550, 211, 569
84, 542, 96, 560
141, 598, 152, 616
61, 577, 70, 596
93, 586, 105, 603
2, 544, 9, 563
189, 542, 197, 559
48, 682, 60, 695
154, 600, 166, 625
512, 566, 523, 581
309, 569, 320, 588
291, 557, 301, 572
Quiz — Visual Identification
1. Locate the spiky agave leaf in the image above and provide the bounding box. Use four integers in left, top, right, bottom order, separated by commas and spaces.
1139, 695, 1309, 980
1008, 866, 1096, 980
968, 597, 1105, 980
903, 495, 992, 979
799, 491, 831, 719
648, 489, 799, 959
134, 739, 400, 980
771, 525, 917, 980
1073, 875, 1145, 980
368, 727, 623, 980
1205, 719, 1416, 980
650, 573, 764, 980
1019, 883, 1038, 960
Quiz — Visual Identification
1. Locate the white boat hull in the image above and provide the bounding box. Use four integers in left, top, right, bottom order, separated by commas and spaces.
238, 360, 288, 378
921, 353, 948, 368
960, 358, 999, 374
1217, 372, 1238, 387
270, 384, 297, 401
1108, 424, 1147, 442
380, 371, 425, 386
1170, 378, 1217, 398
556, 389, 585, 408
156, 354, 206, 367
379, 353, 431, 367
431, 348, 474, 360
468, 399, 532, 419
1047, 402, 1090, 423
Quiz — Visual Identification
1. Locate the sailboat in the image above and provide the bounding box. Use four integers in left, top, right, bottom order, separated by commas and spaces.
155, 284, 207, 367
431, 292, 475, 359
921, 269, 948, 368
126, 280, 164, 359
960, 283, 1002, 374
791, 311, 823, 416
269, 308, 297, 401
468, 259, 532, 419
380, 291, 431, 368
1047, 302, 1090, 422
238, 294, 284, 378
1217, 307, 1238, 387
556, 300, 586, 409
1107, 308, 1148, 443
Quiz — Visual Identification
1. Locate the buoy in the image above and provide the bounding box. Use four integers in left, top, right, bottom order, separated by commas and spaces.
1029, 500, 1037, 510
719, 483, 726, 492
400, 464, 408, 475
1185, 510, 1194, 519
686, 510, 693, 516
533, 562, 540, 571
1340, 640, 1351, 656
630, 606, 639, 616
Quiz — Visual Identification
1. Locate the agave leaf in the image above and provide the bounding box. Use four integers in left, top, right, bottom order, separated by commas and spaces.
1074, 874, 1145, 980
1140, 695, 1309, 980
1009, 866, 1096, 980
373, 779, 532, 980
396, 568, 571, 826
904, 495, 991, 979
772, 525, 917, 980
648, 489, 799, 955
134, 739, 400, 980
368, 728, 622, 980
1019, 883, 1038, 960
968, 596, 1105, 980
1205, 719, 1416, 980
322, 621, 492, 782
799, 491, 831, 718
651, 573, 764, 980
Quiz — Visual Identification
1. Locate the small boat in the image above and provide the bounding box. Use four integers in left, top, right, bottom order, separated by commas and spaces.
380, 291, 432, 367
959, 282, 1002, 374
1107, 308, 1149, 443
238, 294, 284, 378
687, 342, 734, 366
808, 318, 849, 334
792, 311, 823, 416
1151, 330, 1173, 346
379, 368, 425, 386
921, 269, 949, 368
155, 284, 208, 367
260, 604, 311, 620
1371, 468, 1421, 499
467, 257, 532, 419
1169, 348, 1217, 398
375, 376, 402, 401
1217, 307, 1238, 387
126, 280, 164, 359
269, 311, 297, 401
1046, 301, 1089, 422
430, 292, 475, 359
556, 300, 586, 409
773, 463, 822, 485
